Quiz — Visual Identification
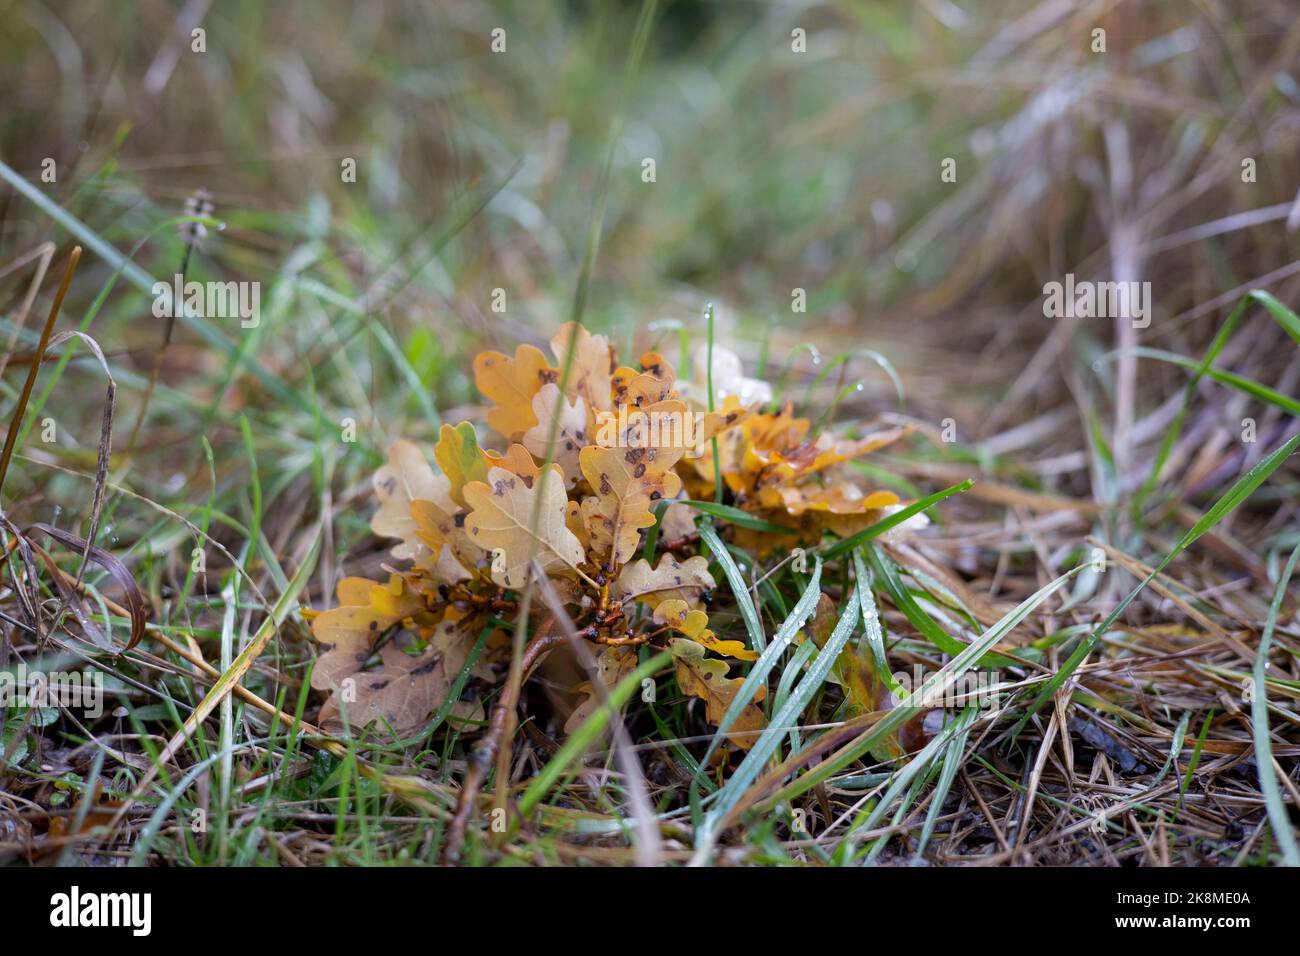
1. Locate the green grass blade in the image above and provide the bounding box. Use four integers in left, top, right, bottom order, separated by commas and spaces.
697, 557, 824, 773
517, 651, 671, 818
698, 522, 766, 654
852, 550, 903, 695
1131, 289, 1300, 517
822, 479, 973, 559
691, 586, 862, 864
1127, 347, 1300, 415
678, 499, 792, 533
1253, 542, 1300, 866
762, 566, 1082, 809
912, 707, 976, 861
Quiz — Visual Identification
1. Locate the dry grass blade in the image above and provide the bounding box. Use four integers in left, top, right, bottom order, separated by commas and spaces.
0, 246, 80, 498
18, 523, 149, 651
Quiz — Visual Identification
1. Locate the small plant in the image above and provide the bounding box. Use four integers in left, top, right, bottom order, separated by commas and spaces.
309, 321, 912, 753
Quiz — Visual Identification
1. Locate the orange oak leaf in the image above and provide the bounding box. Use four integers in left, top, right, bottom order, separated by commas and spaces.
578, 399, 688, 572
473, 343, 555, 442
758, 426, 911, 486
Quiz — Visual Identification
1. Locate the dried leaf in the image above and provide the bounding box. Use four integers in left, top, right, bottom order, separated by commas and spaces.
522, 383, 588, 488
463, 465, 585, 588
671, 639, 765, 749
578, 399, 688, 571
484, 442, 540, 480
473, 343, 555, 442
564, 644, 638, 734
614, 553, 714, 610
659, 499, 699, 545
318, 611, 478, 735
612, 351, 677, 407
311, 574, 426, 692
656, 599, 756, 661
551, 321, 613, 417
410, 497, 482, 584
372, 440, 453, 561
760, 426, 911, 486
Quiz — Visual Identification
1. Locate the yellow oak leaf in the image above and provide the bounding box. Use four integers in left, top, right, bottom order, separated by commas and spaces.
670, 638, 765, 749
310, 574, 427, 695
686, 401, 805, 495
756, 481, 900, 517
655, 599, 757, 661
697, 393, 753, 443
473, 343, 555, 442
484, 442, 540, 480
410, 498, 480, 583
611, 350, 677, 407
565, 498, 587, 549
463, 464, 586, 588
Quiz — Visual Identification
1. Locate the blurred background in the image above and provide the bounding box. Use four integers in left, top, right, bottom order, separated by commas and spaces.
2, 0, 1299, 550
